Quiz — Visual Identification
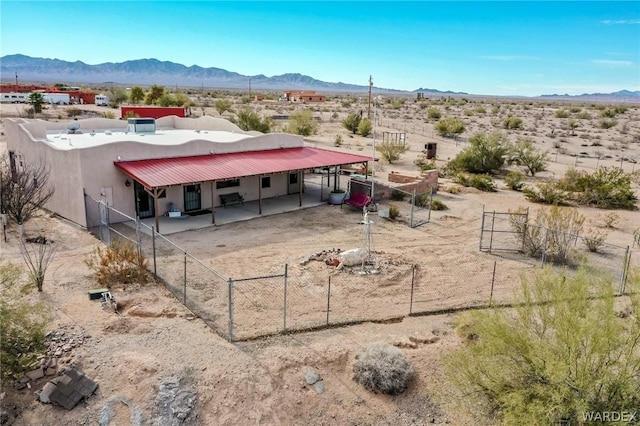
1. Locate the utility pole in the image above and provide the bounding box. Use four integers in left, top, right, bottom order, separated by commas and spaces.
15, 72, 18, 92
367, 75, 373, 119
248, 78, 251, 99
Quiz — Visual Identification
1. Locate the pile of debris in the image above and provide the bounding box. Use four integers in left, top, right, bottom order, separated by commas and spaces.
38, 368, 98, 410
44, 326, 90, 359
300, 248, 343, 266
14, 325, 89, 391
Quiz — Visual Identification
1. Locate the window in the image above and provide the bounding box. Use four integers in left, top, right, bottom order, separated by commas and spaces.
261, 177, 271, 188
216, 179, 240, 189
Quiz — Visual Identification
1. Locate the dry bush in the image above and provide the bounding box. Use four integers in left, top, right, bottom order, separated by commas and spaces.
353, 342, 414, 395
388, 204, 400, 220
85, 238, 152, 288
582, 228, 607, 252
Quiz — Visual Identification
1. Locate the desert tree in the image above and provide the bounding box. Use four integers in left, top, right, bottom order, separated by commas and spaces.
511, 138, 548, 176
107, 87, 128, 107
447, 266, 640, 425
435, 117, 465, 137
342, 113, 362, 134
376, 140, 409, 164
28, 91, 45, 114
358, 118, 373, 137
447, 131, 510, 174
158, 93, 179, 107
214, 99, 233, 115
234, 107, 271, 133
129, 86, 145, 104
286, 109, 318, 136
21, 235, 57, 292
145, 84, 165, 105
0, 156, 54, 227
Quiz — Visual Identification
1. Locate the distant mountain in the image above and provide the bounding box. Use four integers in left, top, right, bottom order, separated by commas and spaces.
0, 54, 402, 94
539, 90, 640, 101
413, 87, 469, 96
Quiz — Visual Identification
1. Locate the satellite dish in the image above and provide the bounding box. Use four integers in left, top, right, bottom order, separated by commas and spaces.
67, 123, 80, 134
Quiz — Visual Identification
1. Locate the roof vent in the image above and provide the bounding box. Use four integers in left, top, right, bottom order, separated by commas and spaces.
68, 123, 80, 134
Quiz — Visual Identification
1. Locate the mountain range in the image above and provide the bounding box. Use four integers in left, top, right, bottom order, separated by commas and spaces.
1, 54, 638, 100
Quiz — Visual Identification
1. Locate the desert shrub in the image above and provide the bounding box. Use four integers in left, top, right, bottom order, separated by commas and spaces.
576, 111, 591, 120
504, 171, 525, 191
510, 139, 548, 176
447, 266, 640, 425
67, 107, 82, 117
234, 107, 271, 133
376, 141, 409, 164
503, 115, 523, 130
510, 205, 584, 263
358, 118, 373, 137
430, 198, 448, 210
435, 117, 465, 137
614, 105, 628, 114
100, 111, 116, 119
388, 204, 400, 220
334, 134, 343, 147
600, 108, 617, 118
20, 236, 57, 292
582, 228, 607, 252
0, 259, 49, 380
453, 173, 497, 192
426, 106, 442, 120
555, 109, 570, 118
390, 189, 406, 201
342, 113, 361, 134
597, 212, 620, 228
448, 131, 510, 174
442, 184, 461, 194
286, 109, 318, 136
85, 238, 152, 288
410, 193, 431, 208
475, 105, 487, 114
556, 167, 636, 209
599, 118, 617, 129
569, 106, 582, 113
522, 182, 568, 205
353, 342, 414, 395
463, 109, 474, 117
415, 155, 437, 172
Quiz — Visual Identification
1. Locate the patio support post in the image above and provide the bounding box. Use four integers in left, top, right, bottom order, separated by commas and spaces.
258, 176, 263, 215
153, 187, 160, 233
210, 181, 215, 224
298, 170, 302, 206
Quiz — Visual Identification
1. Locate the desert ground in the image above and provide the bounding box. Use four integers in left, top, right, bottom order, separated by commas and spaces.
1, 94, 639, 425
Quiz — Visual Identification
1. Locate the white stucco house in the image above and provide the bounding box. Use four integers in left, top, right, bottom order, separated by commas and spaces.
5, 115, 373, 232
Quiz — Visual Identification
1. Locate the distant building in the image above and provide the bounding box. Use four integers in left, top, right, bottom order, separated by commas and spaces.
282, 90, 326, 103
120, 106, 189, 119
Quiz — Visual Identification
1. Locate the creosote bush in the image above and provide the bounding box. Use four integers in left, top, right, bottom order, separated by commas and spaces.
388, 204, 400, 220
453, 173, 497, 192
447, 267, 640, 425
353, 342, 414, 395
504, 171, 525, 191
85, 238, 152, 288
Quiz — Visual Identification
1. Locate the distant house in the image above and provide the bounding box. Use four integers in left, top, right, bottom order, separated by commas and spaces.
282, 91, 326, 103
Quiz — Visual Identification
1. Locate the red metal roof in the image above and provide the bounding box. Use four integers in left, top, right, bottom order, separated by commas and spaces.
114, 147, 373, 188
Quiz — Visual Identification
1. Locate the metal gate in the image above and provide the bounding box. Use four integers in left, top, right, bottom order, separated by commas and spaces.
479, 208, 528, 253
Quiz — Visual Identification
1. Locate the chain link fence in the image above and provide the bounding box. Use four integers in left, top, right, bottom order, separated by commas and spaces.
85, 196, 637, 343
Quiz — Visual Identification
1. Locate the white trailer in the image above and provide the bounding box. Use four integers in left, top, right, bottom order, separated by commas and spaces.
95, 94, 110, 106
43, 93, 70, 105
0, 92, 30, 103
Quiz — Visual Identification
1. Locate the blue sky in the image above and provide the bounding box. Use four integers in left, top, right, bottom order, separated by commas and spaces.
1, 1, 639, 96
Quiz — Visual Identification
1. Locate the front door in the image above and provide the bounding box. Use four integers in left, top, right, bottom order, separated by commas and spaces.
184, 184, 201, 211
288, 172, 299, 194
134, 181, 155, 219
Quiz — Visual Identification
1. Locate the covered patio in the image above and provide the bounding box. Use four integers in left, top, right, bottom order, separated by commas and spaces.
115, 147, 373, 233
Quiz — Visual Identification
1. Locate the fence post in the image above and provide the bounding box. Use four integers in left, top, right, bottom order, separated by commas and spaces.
151, 226, 157, 278
479, 206, 485, 251
283, 263, 288, 332
489, 260, 497, 306
183, 251, 187, 305
428, 188, 433, 223
409, 265, 416, 315
326, 276, 331, 326
620, 246, 631, 294
135, 217, 142, 261
488, 211, 496, 254
410, 190, 416, 228
228, 278, 234, 342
